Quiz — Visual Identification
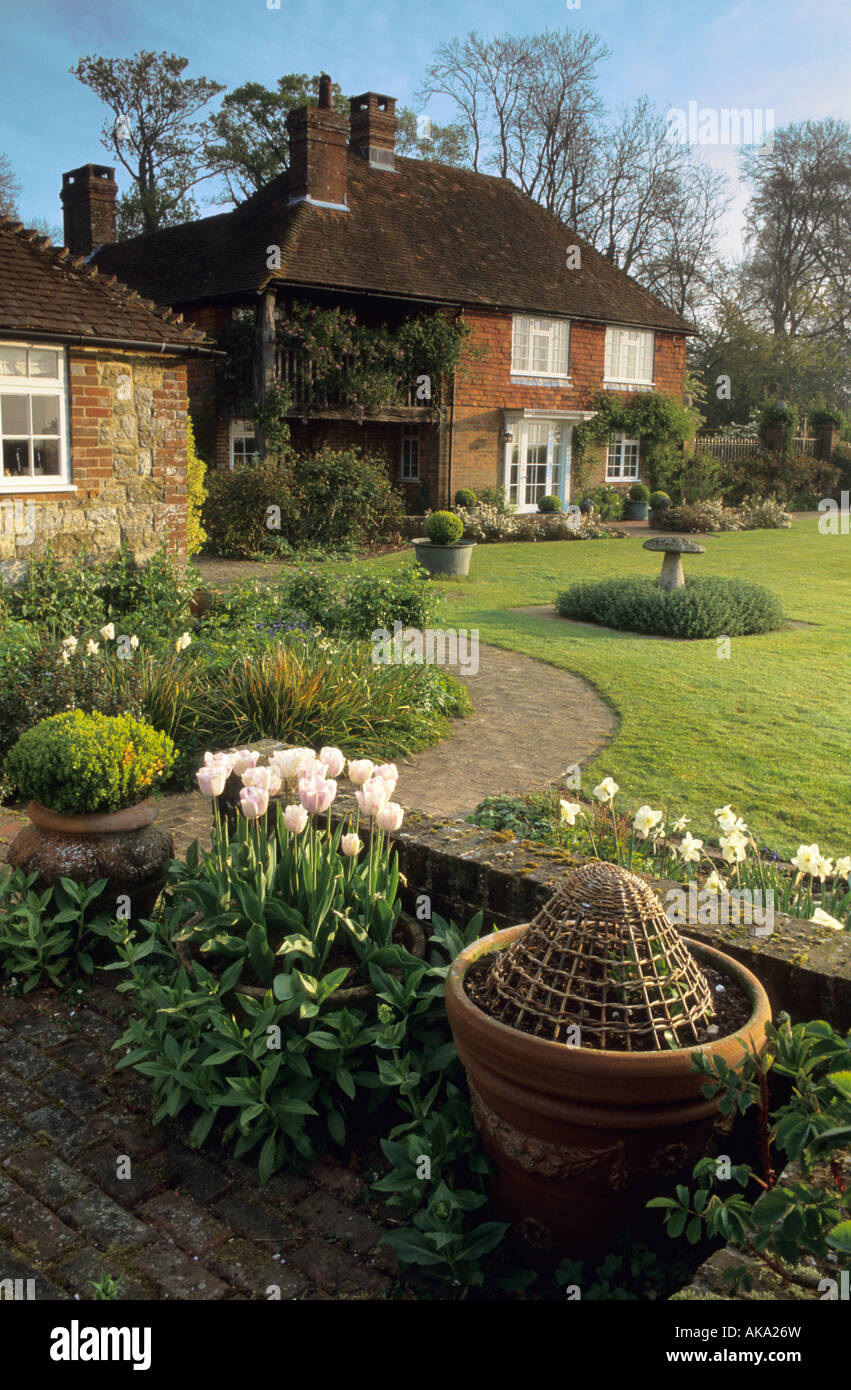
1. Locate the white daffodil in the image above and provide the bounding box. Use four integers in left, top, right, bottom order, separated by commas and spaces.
60, 649, 70, 665
633, 805, 663, 839
559, 800, 582, 826
817, 856, 834, 881
791, 843, 821, 877
85, 639, 99, 656
129, 635, 139, 649
672, 816, 690, 833
99, 623, 115, 641
678, 831, 704, 864
704, 868, 728, 894
836, 856, 851, 881
714, 805, 747, 836
593, 777, 619, 804
175, 632, 192, 652
61, 635, 78, 654
719, 830, 748, 864
812, 907, 845, 931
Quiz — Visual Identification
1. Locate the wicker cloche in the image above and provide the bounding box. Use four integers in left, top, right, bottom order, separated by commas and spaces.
478, 861, 715, 1050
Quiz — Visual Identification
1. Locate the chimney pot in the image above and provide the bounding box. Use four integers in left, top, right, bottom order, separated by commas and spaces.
349, 91, 397, 170
60, 163, 117, 256
285, 78, 349, 208
318, 73, 333, 109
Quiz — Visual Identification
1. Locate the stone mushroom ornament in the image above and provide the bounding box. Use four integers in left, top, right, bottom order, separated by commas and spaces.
643, 535, 705, 591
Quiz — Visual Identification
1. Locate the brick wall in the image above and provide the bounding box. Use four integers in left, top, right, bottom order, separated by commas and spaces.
0, 346, 189, 576
183, 303, 232, 472
449, 309, 687, 503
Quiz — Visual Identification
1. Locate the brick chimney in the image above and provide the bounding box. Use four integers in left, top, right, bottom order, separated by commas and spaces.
349, 92, 397, 170
285, 74, 349, 209
60, 164, 118, 256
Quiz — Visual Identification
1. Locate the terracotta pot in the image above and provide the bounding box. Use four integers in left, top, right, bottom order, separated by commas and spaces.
175, 910, 426, 1012
7, 798, 174, 921
445, 926, 771, 1262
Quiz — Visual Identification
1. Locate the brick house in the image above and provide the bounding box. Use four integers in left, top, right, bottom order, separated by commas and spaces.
0, 215, 218, 575
66, 76, 692, 515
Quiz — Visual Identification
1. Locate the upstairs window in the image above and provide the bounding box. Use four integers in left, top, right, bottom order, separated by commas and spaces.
606, 433, 640, 481
604, 326, 654, 385
511, 316, 570, 378
0, 343, 68, 488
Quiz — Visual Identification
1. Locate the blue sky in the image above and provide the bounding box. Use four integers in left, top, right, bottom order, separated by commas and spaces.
2, 0, 849, 248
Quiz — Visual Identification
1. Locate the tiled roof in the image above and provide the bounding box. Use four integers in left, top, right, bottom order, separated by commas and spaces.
0, 219, 215, 350
94, 154, 693, 334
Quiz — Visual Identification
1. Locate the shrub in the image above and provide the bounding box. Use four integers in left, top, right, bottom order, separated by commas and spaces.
4, 710, 176, 815
556, 575, 785, 639
425, 510, 464, 545
454, 488, 477, 509
586, 486, 624, 521
538, 494, 562, 513
203, 448, 404, 556
721, 451, 838, 509
185, 418, 208, 557
738, 498, 793, 530
3, 545, 107, 633
476, 485, 514, 514
660, 498, 792, 532
649, 491, 671, 510
629, 482, 650, 502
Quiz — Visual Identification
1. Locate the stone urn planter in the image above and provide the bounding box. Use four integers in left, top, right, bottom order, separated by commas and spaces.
7, 799, 174, 920
445, 863, 771, 1261
623, 499, 649, 521
411, 538, 476, 578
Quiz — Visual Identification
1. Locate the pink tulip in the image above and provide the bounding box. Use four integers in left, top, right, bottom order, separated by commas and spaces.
239, 785, 269, 820
376, 801, 404, 832
197, 763, 228, 798
231, 749, 260, 776
341, 832, 362, 856
269, 747, 311, 780
375, 763, 399, 790
319, 746, 346, 778
299, 774, 337, 814
241, 765, 282, 796
204, 750, 235, 778
283, 803, 309, 834
347, 758, 375, 786
356, 776, 389, 817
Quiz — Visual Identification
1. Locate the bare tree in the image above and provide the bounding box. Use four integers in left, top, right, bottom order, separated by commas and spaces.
0, 152, 20, 219
739, 118, 851, 340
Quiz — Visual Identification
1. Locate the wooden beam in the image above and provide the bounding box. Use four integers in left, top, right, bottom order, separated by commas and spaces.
253, 289, 277, 457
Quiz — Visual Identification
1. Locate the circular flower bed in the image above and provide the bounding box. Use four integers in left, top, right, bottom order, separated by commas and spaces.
556, 575, 785, 638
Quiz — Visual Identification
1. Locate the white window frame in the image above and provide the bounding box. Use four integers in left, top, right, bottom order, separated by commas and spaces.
606, 433, 640, 482
0, 342, 71, 491
400, 424, 420, 481
229, 419, 259, 470
511, 316, 571, 379
604, 326, 655, 387
504, 418, 572, 513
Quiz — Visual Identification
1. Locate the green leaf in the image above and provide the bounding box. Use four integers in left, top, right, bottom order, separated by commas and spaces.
827, 1220, 851, 1255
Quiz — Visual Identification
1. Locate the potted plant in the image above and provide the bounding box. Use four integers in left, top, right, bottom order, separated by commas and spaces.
624, 482, 651, 520
444, 861, 771, 1261
4, 710, 176, 918
648, 490, 671, 526
412, 510, 476, 577
538, 495, 562, 514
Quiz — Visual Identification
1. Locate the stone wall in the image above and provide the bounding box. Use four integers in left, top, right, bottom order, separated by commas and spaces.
0, 346, 189, 578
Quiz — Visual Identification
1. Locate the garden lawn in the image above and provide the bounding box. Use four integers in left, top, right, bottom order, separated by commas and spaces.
344, 518, 850, 859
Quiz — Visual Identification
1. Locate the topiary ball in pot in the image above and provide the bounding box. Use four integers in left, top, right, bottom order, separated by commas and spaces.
624, 482, 650, 520
5, 710, 177, 918
425, 510, 465, 545
538, 495, 562, 513
629, 482, 650, 502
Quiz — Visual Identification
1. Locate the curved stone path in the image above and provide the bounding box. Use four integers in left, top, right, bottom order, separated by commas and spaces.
392, 643, 616, 817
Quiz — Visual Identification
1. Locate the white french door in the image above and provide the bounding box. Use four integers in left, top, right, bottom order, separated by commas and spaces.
504, 420, 571, 513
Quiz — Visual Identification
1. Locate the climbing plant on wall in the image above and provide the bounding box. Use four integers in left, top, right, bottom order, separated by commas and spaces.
574, 390, 701, 493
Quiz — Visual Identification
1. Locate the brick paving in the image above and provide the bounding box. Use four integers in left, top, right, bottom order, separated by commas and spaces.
0, 985, 400, 1300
